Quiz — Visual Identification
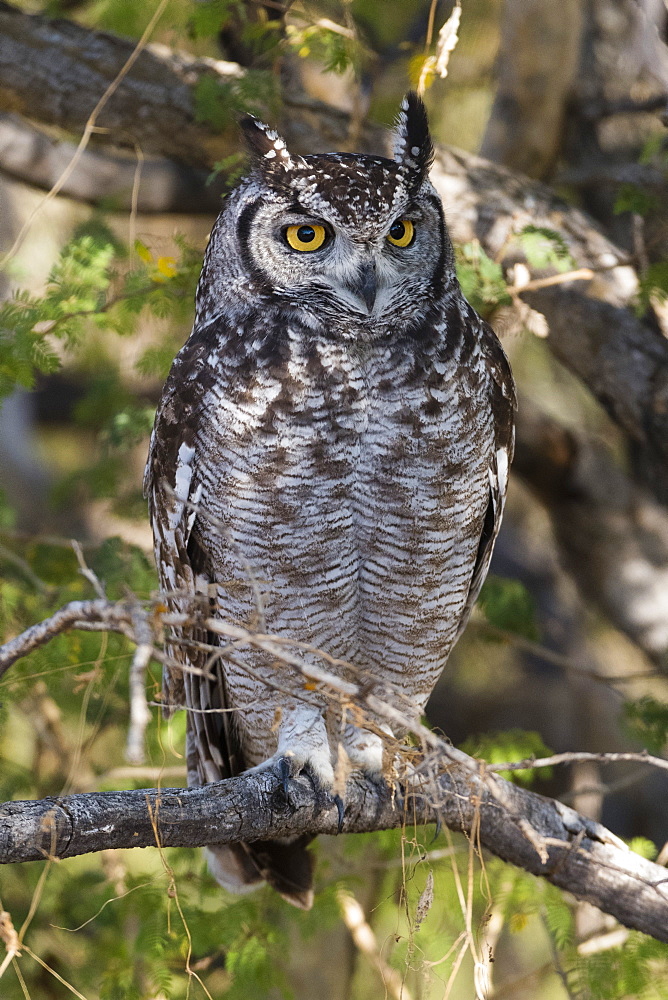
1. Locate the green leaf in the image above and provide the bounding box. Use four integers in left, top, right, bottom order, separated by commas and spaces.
516, 225, 574, 272
477, 574, 540, 641
194, 75, 235, 131
459, 729, 553, 784
456, 241, 511, 317
638, 261, 668, 311
189, 0, 239, 39
624, 696, 668, 753
628, 837, 657, 861
614, 183, 657, 217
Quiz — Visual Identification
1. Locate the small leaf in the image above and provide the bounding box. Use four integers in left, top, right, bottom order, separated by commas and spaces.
477, 574, 539, 641
624, 697, 668, 753
134, 240, 153, 264
614, 183, 657, 217
516, 225, 574, 272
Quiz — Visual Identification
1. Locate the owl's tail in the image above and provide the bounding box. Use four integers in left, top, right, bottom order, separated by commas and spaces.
206, 837, 315, 910
183, 653, 316, 909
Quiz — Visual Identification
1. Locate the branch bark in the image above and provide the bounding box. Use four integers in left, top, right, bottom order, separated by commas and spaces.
514, 402, 668, 667
2, 598, 668, 942
0, 0, 245, 169
521, 287, 668, 504
0, 113, 224, 213
2, 763, 668, 942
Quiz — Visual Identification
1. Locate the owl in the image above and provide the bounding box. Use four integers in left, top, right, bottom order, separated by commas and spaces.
144, 93, 515, 910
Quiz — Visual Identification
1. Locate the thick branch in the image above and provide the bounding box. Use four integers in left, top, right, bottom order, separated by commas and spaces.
521, 287, 668, 504
514, 402, 668, 667
0, 113, 224, 213
3, 596, 668, 940
0, 1, 246, 169
2, 765, 667, 942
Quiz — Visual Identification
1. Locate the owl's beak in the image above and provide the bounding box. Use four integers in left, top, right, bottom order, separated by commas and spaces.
348, 262, 377, 313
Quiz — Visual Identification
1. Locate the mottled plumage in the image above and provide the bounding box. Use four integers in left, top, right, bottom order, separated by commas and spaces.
144, 94, 515, 909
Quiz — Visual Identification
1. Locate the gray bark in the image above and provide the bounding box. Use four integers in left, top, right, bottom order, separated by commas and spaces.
522, 287, 668, 504
0, 113, 224, 212
479, 0, 584, 178
515, 403, 668, 668
2, 764, 668, 943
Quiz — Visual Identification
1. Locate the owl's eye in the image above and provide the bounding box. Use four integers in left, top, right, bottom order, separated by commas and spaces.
284, 224, 327, 252
387, 219, 415, 248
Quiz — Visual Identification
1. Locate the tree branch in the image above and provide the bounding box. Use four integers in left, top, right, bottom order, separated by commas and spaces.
0, 0, 245, 169
0, 113, 224, 213
514, 402, 668, 667
1, 760, 667, 942
521, 287, 668, 504
2, 597, 668, 942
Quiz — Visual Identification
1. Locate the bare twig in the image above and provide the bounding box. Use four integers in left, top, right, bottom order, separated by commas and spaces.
337, 889, 414, 1000
487, 750, 668, 775
125, 609, 153, 765
2, 596, 668, 942
507, 267, 594, 295
0, 600, 135, 678
71, 540, 106, 600
0, 909, 20, 980
2, 758, 668, 941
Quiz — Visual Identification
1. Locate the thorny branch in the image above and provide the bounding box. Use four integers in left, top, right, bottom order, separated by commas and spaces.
1, 597, 668, 942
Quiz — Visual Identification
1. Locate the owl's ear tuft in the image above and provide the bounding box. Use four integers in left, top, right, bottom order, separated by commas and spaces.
239, 114, 295, 170
393, 92, 434, 180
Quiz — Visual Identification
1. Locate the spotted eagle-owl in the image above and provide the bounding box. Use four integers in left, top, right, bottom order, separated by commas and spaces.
145, 94, 515, 910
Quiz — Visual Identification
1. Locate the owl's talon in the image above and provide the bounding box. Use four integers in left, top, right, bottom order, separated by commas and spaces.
430, 816, 441, 843
278, 756, 293, 799
333, 794, 345, 833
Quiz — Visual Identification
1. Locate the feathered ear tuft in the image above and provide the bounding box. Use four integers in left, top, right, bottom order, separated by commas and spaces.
393, 92, 434, 181
239, 114, 299, 172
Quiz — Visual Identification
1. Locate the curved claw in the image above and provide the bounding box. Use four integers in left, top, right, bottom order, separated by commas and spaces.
333, 794, 345, 833
278, 756, 292, 799
430, 816, 441, 844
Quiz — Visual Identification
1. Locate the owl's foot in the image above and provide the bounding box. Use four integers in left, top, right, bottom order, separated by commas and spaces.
248, 748, 335, 811
342, 722, 394, 780
333, 793, 345, 833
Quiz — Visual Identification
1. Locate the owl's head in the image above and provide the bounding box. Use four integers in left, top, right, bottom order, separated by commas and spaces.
201, 94, 455, 336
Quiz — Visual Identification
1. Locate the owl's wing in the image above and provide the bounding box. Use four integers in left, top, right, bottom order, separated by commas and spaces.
144, 326, 211, 717
455, 310, 516, 639
144, 322, 315, 907
144, 323, 242, 774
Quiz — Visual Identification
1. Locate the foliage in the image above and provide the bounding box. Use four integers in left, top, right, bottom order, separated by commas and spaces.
477, 573, 540, 641
0, 222, 200, 404
194, 69, 279, 131
459, 728, 554, 784
455, 240, 511, 317
516, 224, 574, 272
624, 697, 668, 754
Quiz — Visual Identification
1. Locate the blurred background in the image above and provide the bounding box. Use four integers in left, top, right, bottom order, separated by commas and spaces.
1, 1, 668, 997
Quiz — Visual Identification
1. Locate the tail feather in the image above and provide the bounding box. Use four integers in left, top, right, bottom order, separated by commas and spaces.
206, 837, 315, 910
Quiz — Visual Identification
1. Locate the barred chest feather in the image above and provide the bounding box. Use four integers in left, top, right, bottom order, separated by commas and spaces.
187, 302, 495, 706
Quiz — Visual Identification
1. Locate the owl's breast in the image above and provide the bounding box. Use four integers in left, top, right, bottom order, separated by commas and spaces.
194, 331, 495, 673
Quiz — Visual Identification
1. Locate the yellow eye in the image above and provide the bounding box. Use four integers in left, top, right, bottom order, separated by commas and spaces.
387, 219, 415, 247
285, 224, 327, 252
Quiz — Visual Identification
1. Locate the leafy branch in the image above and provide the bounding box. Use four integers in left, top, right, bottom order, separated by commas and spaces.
0, 221, 200, 402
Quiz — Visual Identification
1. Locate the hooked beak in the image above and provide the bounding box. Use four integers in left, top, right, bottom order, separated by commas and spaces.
347, 261, 377, 313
